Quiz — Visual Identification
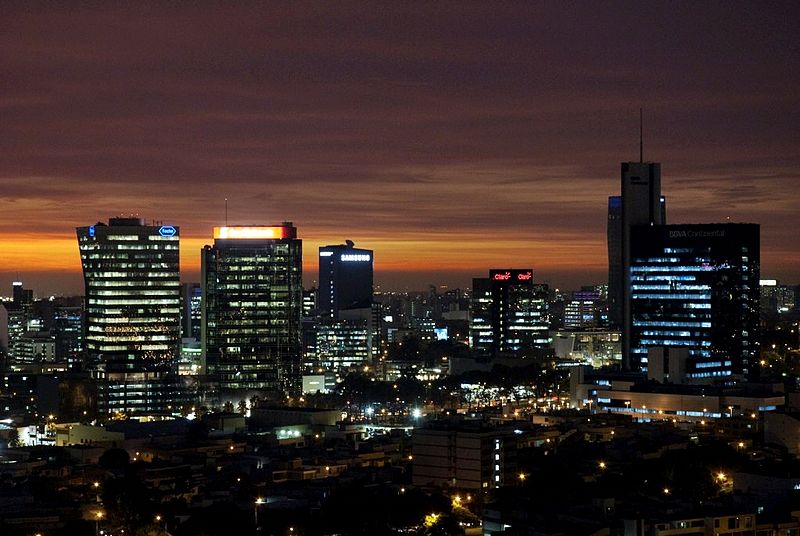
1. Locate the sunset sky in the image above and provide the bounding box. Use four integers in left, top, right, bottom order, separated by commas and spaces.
2, 3, 799, 296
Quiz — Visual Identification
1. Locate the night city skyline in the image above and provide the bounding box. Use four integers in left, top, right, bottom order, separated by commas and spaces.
3, 3, 800, 296
4, 5, 800, 536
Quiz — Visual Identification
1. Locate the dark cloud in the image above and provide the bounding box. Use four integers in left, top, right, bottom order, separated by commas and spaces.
1, 2, 799, 295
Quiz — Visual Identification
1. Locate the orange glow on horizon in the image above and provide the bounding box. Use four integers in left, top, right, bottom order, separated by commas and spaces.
3, 230, 797, 293
0, 232, 606, 282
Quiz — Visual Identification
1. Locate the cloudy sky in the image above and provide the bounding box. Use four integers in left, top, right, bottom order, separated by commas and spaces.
2, 2, 798, 295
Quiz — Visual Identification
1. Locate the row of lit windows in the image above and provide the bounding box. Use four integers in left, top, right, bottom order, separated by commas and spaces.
633, 293, 711, 300
630, 266, 715, 272
638, 339, 711, 347
90, 334, 175, 342
92, 290, 179, 296
87, 308, 180, 315
85, 262, 176, 269
89, 299, 179, 306
634, 320, 712, 328
96, 344, 173, 351
88, 280, 180, 288
86, 272, 177, 278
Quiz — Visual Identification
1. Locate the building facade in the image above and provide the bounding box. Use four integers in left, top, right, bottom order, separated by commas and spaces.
318, 241, 373, 321
412, 422, 519, 490
469, 269, 549, 357
76, 217, 181, 416
607, 162, 666, 368
564, 291, 601, 330
629, 223, 760, 378
315, 241, 374, 374
202, 224, 303, 395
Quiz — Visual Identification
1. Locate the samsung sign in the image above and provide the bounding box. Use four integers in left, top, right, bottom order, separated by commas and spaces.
158, 225, 177, 237
341, 254, 371, 262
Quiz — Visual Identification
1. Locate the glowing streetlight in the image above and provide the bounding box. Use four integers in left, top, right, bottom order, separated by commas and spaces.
95, 511, 103, 536
598, 461, 607, 470
255, 497, 265, 526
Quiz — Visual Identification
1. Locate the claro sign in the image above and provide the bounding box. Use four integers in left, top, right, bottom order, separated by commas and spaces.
490, 269, 533, 282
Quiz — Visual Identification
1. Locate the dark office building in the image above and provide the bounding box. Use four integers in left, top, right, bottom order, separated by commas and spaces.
180, 283, 202, 340
607, 161, 667, 368
318, 241, 373, 320
469, 269, 549, 357
607, 196, 623, 326
629, 223, 760, 378
202, 224, 303, 395
53, 304, 84, 369
76, 217, 182, 417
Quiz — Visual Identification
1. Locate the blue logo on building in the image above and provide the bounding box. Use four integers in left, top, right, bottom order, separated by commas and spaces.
159, 225, 177, 237
89, 226, 96, 237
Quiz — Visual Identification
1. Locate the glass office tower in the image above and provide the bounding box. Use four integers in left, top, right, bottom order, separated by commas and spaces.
629, 223, 759, 378
202, 224, 302, 395
76, 217, 181, 416
469, 269, 549, 357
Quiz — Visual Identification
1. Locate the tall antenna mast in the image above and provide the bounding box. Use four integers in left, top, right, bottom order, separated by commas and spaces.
225, 198, 228, 226
639, 107, 643, 163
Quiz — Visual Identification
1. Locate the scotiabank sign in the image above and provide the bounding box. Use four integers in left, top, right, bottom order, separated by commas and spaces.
490, 269, 533, 282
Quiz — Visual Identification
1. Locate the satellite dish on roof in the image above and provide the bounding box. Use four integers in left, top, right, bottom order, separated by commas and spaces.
345, 240, 355, 248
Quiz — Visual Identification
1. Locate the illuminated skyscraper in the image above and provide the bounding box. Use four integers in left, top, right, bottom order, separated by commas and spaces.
629, 223, 759, 378
314, 242, 374, 375
202, 224, 303, 394
76, 217, 181, 416
469, 269, 549, 357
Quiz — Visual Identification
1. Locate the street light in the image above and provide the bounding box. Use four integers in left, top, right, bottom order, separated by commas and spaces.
155, 514, 166, 534
95, 511, 103, 536
255, 497, 265, 528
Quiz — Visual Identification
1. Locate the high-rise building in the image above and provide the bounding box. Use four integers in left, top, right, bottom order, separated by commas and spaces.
564, 291, 601, 330
606, 196, 623, 326
315, 242, 374, 375
469, 269, 549, 357
180, 283, 202, 340
318, 241, 373, 320
608, 161, 667, 369
202, 224, 303, 394
629, 223, 759, 378
316, 322, 371, 371
469, 278, 493, 354
12, 281, 32, 309
76, 217, 181, 416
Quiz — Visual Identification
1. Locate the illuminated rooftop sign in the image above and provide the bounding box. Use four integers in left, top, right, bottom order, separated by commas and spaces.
341, 254, 371, 262
490, 269, 533, 282
319, 251, 333, 257
214, 226, 291, 240
158, 225, 177, 237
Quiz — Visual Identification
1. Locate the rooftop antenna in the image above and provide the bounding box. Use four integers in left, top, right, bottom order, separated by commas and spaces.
639, 107, 644, 163
225, 198, 228, 226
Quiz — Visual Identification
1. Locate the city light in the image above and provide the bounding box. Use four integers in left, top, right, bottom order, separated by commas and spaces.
213, 226, 290, 239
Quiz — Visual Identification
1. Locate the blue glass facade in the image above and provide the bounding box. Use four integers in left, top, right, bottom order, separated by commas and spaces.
629, 224, 759, 378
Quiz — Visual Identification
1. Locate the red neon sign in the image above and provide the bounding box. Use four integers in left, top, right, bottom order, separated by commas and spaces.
517, 272, 532, 280
493, 272, 511, 281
